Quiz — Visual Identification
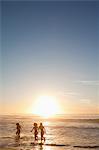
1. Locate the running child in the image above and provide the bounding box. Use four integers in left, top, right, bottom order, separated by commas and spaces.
31, 123, 38, 141
39, 123, 46, 142
16, 123, 21, 138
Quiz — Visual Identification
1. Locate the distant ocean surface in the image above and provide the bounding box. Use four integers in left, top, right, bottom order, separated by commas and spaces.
0, 114, 99, 150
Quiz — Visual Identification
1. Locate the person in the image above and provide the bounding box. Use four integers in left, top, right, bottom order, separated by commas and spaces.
31, 123, 38, 141
16, 123, 21, 138
39, 123, 46, 142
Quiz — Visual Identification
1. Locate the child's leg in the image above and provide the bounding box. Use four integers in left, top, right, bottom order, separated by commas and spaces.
34, 133, 37, 140
40, 133, 42, 141
35, 135, 38, 140
44, 136, 45, 141
34, 135, 36, 140
18, 130, 20, 138
41, 132, 44, 140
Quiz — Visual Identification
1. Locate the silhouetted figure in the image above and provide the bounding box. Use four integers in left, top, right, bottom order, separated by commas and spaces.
39, 123, 46, 142
31, 123, 38, 141
16, 123, 21, 139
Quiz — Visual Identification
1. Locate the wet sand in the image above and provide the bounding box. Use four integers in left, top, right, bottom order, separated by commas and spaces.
0, 147, 64, 150
0, 149, 15, 150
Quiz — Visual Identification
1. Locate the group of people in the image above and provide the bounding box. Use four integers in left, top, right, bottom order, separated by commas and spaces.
16, 122, 46, 142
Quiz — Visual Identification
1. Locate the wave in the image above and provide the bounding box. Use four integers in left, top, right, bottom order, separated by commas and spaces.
1, 136, 12, 139
51, 125, 99, 130
30, 142, 99, 148
1, 142, 99, 149
74, 145, 99, 148
30, 142, 69, 146
65, 126, 99, 129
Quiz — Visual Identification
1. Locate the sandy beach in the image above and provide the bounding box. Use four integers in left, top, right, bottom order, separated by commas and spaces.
0, 147, 64, 150
0, 149, 15, 150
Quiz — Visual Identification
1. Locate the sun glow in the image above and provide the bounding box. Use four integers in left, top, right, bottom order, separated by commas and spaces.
33, 96, 60, 118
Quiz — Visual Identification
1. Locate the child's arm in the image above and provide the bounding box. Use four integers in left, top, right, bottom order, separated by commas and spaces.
44, 127, 46, 134
31, 127, 33, 132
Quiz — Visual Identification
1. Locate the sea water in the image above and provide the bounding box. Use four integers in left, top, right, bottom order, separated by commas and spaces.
0, 115, 99, 150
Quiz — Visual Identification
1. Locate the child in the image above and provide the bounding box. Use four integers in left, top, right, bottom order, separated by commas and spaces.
31, 123, 38, 141
16, 123, 21, 138
39, 123, 46, 142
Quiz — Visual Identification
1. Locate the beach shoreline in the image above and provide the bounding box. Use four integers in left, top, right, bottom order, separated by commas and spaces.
0, 149, 15, 150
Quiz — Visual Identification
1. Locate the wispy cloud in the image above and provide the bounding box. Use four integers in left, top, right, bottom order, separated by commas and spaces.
57, 91, 80, 97
76, 80, 99, 86
79, 98, 91, 104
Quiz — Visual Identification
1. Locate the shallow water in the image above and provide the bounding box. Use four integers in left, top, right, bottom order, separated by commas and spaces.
0, 115, 99, 150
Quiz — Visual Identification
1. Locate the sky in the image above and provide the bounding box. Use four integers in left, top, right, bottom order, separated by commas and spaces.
1, 1, 99, 115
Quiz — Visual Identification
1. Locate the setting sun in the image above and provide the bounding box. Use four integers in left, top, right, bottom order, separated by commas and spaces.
33, 96, 60, 118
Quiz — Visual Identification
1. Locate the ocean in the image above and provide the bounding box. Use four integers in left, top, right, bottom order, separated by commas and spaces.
0, 114, 99, 150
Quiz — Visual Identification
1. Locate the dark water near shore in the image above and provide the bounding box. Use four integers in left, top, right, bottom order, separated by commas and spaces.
0, 115, 99, 150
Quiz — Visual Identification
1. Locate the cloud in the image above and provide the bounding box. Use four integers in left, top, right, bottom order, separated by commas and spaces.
57, 91, 80, 97
76, 80, 99, 86
79, 98, 91, 104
